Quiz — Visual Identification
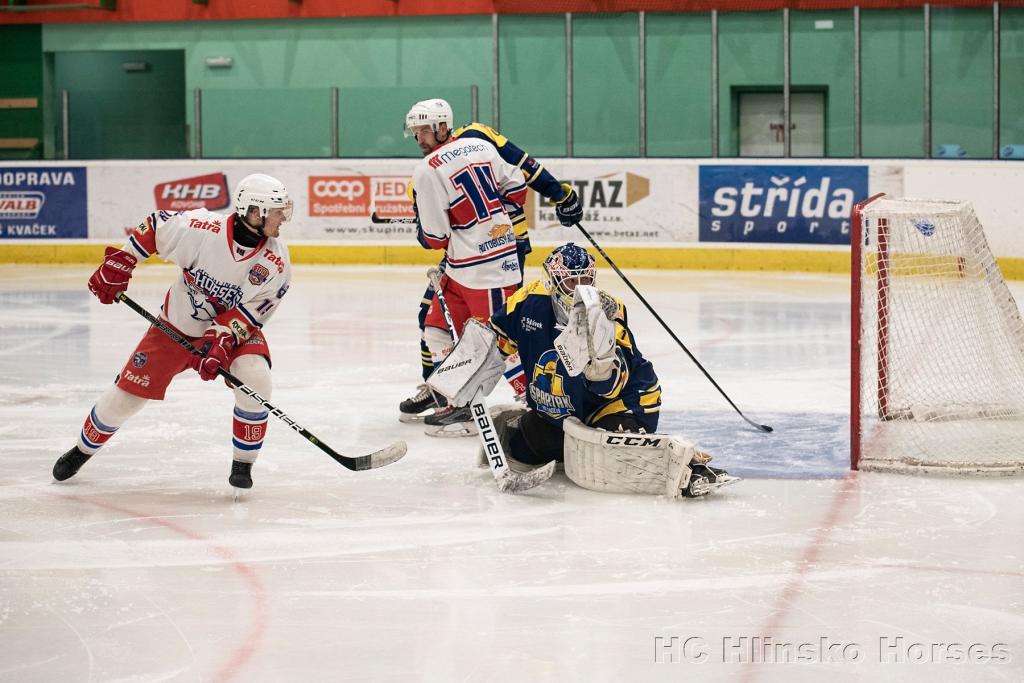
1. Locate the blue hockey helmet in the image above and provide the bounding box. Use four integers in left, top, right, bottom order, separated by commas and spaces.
542, 242, 596, 323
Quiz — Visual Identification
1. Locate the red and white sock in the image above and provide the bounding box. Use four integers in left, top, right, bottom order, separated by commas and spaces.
74, 386, 147, 455
77, 407, 119, 455
232, 406, 268, 463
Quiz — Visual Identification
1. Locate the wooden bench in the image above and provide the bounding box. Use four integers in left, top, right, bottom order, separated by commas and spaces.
0, 97, 38, 109
0, 137, 39, 149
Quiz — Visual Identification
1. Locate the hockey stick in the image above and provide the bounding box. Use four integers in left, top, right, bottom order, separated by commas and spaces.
370, 211, 416, 225
116, 293, 408, 471
571, 221, 773, 433
427, 270, 555, 493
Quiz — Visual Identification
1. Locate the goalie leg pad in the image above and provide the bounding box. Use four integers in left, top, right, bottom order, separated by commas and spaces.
427, 319, 504, 406
563, 417, 695, 498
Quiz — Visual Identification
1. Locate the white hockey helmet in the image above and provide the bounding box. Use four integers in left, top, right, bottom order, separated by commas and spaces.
404, 98, 453, 138
234, 173, 293, 222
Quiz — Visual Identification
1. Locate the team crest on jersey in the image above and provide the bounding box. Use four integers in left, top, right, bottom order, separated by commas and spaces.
248, 264, 270, 286
181, 268, 243, 322
132, 351, 148, 368
529, 349, 574, 419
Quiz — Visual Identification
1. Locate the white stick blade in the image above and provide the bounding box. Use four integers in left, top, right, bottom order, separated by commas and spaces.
498, 460, 556, 494
370, 441, 408, 468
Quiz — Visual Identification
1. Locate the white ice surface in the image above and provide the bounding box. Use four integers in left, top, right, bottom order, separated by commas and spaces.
1, 264, 1022, 682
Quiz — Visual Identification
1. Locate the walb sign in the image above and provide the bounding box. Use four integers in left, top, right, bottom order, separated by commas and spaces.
699, 165, 868, 245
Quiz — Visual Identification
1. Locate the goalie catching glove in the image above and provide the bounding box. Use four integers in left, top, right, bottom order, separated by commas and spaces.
553, 284, 619, 381
426, 319, 505, 407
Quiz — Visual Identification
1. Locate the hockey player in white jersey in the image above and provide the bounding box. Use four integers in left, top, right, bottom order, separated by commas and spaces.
52, 174, 293, 491
402, 98, 584, 435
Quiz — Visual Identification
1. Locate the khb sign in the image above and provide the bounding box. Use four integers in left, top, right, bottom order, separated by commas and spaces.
699, 165, 868, 245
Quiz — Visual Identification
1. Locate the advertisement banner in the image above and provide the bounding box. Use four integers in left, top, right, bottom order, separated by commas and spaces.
699, 164, 868, 245
524, 163, 692, 246
0, 167, 88, 239
87, 162, 420, 242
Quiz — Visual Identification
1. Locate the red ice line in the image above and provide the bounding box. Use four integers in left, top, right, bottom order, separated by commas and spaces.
62, 494, 268, 683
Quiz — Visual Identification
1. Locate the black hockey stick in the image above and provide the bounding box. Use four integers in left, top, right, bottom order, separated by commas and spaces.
427, 269, 555, 493
116, 293, 408, 471
571, 221, 772, 433
370, 211, 416, 225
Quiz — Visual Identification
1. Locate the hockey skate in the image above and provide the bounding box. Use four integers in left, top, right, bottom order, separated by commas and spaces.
399, 384, 446, 423
424, 404, 476, 438
229, 460, 254, 490
683, 463, 741, 498
53, 446, 93, 482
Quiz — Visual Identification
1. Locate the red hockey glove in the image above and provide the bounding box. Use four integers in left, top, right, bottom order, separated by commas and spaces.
189, 327, 236, 381
88, 246, 138, 304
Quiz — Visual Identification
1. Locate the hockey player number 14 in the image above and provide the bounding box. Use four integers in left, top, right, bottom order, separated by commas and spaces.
451, 163, 503, 222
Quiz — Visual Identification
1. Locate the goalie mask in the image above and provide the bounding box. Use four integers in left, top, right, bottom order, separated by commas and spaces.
543, 242, 596, 325
234, 173, 294, 228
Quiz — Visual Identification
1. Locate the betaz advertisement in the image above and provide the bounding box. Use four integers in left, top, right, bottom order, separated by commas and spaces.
699, 165, 869, 245
0, 167, 88, 239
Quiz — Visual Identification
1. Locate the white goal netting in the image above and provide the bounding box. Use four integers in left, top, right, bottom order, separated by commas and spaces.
852, 196, 1024, 475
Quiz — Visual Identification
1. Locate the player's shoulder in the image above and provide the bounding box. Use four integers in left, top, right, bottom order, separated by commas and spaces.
454, 122, 508, 147
505, 279, 549, 312
157, 208, 227, 235
262, 237, 291, 267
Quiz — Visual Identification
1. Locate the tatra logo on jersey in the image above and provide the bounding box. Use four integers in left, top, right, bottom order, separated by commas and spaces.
263, 249, 285, 273
188, 218, 221, 233
529, 350, 575, 419
122, 370, 151, 388
182, 267, 243, 321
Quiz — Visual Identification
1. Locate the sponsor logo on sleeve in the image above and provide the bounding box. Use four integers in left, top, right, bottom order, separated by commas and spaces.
187, 218, 221, 233
699, 165, 868, 245
262, 249, 285, 274
0, 167, 87, 238
154, 173, 229, 212
248, 263, 270, 286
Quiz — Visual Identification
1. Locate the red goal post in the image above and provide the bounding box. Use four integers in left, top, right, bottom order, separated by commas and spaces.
851, 193, 1024, 475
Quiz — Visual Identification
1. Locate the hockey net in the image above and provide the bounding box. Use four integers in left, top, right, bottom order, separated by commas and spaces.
851, 194, 1024, 475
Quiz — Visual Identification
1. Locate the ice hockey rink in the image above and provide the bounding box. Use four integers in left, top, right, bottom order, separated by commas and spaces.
2, 262, 1022, 682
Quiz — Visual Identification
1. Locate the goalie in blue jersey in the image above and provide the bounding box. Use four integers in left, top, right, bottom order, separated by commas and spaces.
426, 243, 739, 498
